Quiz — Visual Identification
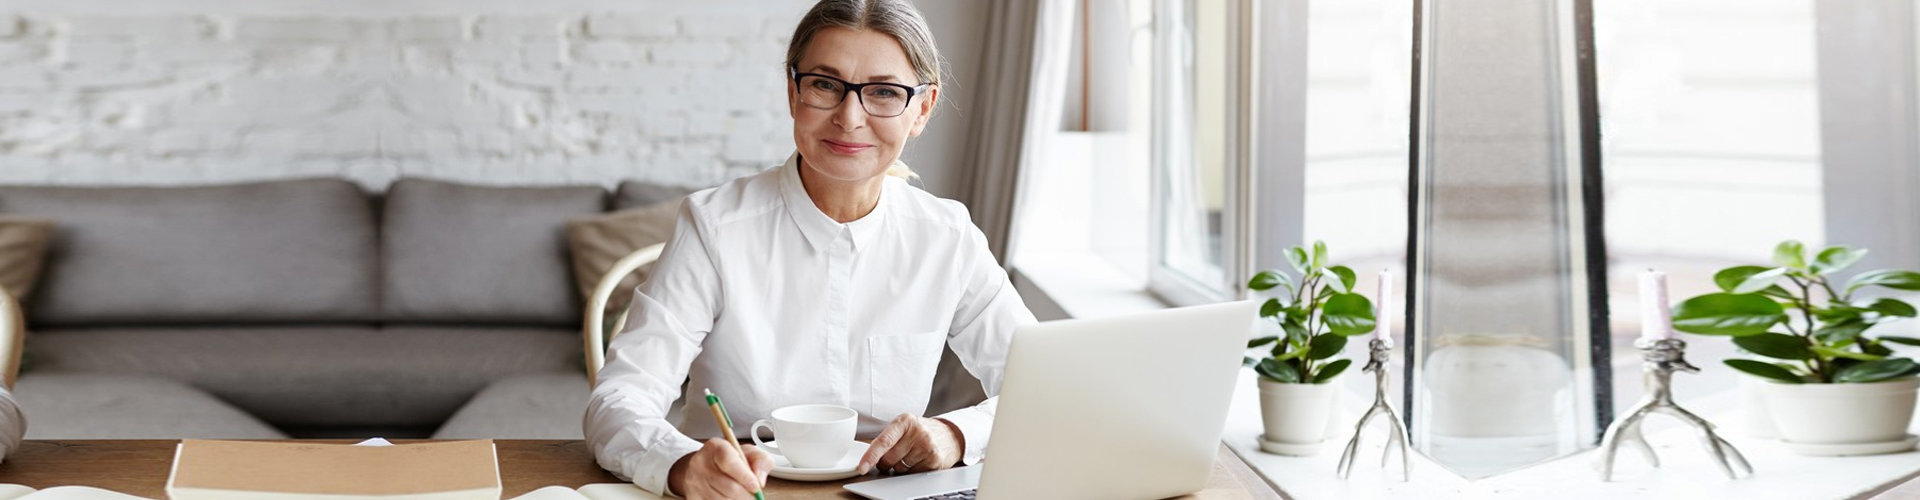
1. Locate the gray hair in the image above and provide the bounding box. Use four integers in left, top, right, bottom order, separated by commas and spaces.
786, 0, 945, 180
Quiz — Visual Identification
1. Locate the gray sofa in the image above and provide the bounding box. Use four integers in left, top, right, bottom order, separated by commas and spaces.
0, 177, 686, 439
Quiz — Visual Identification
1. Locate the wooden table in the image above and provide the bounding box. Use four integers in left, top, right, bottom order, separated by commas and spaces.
0, 440, 1285, 499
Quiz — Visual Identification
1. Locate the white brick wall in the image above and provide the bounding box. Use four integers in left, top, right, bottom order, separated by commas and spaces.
0, 2, 835, 190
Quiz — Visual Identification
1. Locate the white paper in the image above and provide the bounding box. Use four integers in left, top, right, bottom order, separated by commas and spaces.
575, 483, 665, 500
507, 486, 593, 500
0, 484, 35, 500
17, 487, 153, 500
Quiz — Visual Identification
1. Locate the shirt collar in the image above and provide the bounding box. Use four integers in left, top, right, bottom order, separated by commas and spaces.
779, 152, 891, 253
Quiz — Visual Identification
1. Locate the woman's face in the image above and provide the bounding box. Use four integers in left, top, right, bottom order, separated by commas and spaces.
788, 26, 937, 184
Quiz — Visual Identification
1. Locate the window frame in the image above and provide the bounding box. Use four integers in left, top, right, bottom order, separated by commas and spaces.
1146, 0, 1260, 307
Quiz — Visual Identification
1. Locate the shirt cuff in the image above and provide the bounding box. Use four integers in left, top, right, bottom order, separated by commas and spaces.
935, 406, 993, 465
630, 433, 704, 497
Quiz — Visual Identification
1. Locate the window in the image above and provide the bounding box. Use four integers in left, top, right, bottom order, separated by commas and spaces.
1593, 0, 1824, 417
1148, 0, 1247, 306
1017, 0, 1920, 492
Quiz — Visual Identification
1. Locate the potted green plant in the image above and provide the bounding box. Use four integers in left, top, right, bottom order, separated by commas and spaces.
1243, 241, 1376, 455
1671, 240, 1920, 455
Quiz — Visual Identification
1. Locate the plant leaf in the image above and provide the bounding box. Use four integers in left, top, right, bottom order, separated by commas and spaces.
1713, 266, 1787, 295
1880, 336, 1920, 346
1816, 303, 1869, 323
1260, 298, 1284, 318
1322, 293, 1377, 336
1312, 240, 1329, 270
1286, 247, 1310, 273
1307, 333, 1348, 360
1812, 345, 1885, 361
1731, 332, 1812, 360
1869, 298, 1919, 318
1671, 293, 1787, 336
1812, 246, 1868, 275
1257, 358, 1302, 383
1774, 240, 1807, 270
1248, 270, 1292, 292
1281, 319, 1310, 345
1725, 359, 1804, 383
1312, 359, 1351, 383
1815, 319, 1871, 344
1247, 335, 1279, 349
1242, 356, 1259, 368
1757, 285, 1795, 300
1848, 270, 1920, 293
1864, 339, 1896, 356
1323, 266, 1357, 294
1835, 358, 1919, 383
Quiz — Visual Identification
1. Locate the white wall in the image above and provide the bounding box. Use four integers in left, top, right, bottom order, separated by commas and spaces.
0, 0, 985, 195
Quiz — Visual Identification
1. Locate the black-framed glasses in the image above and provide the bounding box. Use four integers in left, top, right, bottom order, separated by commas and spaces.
789, 68, 931, 118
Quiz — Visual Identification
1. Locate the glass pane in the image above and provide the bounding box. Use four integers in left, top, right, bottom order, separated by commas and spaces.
1594, 0, 1821, 419
1303, 0, 1414, 403
1157, 0, 1227, 294
1408, 0, 1600, 478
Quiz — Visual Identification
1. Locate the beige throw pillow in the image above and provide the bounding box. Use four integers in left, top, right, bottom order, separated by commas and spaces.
0, 216, 54, 301
566, 201, 682, 320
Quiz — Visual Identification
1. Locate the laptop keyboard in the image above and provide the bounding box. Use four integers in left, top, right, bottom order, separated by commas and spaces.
913, 489, 977, 500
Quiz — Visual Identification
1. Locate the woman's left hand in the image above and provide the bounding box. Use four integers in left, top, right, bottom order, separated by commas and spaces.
856, 414, 965, 475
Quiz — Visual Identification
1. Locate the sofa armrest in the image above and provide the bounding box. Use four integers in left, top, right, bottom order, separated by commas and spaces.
0, 287, 23, 390
583, 243, 665, 386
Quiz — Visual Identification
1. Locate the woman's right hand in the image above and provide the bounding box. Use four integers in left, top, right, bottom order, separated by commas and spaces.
667, 438, 773, 499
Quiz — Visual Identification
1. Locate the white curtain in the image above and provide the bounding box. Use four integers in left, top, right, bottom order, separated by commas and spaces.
957, 0, 1076, 266
927, 0, 1075, 416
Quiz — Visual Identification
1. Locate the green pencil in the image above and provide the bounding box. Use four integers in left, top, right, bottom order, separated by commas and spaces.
704, 388, 765, 500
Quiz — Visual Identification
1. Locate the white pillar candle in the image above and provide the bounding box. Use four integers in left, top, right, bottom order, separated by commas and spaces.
1372, 270, 1392, 348
1639, 269, 1676, 341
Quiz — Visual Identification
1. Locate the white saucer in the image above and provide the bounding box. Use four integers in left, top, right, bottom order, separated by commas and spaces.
764, 441, 870, 482
1257, 434, 1326, 456
1778, 434, 1920, 456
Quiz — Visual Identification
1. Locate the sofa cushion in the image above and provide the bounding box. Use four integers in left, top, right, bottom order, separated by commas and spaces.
566, 201, 680, 323
0, 179, 379, 326
381, 178, 606, 325
25, 326, 581, 428
432, 373, 588, 439
16, 373, 286, 439
613, 181, 696, 210
0, 215, 54, 300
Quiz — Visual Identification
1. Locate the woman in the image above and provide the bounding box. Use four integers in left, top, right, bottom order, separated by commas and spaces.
584, 1, 1034, 498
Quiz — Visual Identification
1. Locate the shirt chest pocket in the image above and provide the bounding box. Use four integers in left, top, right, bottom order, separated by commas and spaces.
867, 331, 948, 419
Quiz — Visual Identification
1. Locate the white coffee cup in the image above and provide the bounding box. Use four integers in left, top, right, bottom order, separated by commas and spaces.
749, 404, 858, 469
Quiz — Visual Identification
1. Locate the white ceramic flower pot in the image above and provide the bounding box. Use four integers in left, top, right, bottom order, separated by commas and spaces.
1257, 378, 1338, 456
1759, 377, 1920, 456
1736, 376, 1778, 439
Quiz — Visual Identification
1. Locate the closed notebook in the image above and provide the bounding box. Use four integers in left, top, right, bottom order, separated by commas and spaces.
165, 439, 501, 500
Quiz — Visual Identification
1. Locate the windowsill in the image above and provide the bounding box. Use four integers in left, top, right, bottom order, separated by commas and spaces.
1011, 251, 1167, 320
1220, 370, 1920, 499
1012, 251, 1920, 499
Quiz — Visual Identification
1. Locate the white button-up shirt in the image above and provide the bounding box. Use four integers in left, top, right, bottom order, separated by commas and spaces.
585, 154, 1035, 496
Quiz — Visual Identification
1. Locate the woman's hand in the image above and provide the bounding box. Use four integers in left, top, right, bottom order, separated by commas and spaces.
667, 438, 773, 499
857, 414, 965, 475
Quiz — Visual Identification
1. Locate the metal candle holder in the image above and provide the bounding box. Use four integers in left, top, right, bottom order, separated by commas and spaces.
1597, 337, 1753, 480
1337, 338, 1411, 480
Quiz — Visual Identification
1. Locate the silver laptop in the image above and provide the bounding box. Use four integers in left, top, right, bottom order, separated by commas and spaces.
845, 300, 1260, 500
